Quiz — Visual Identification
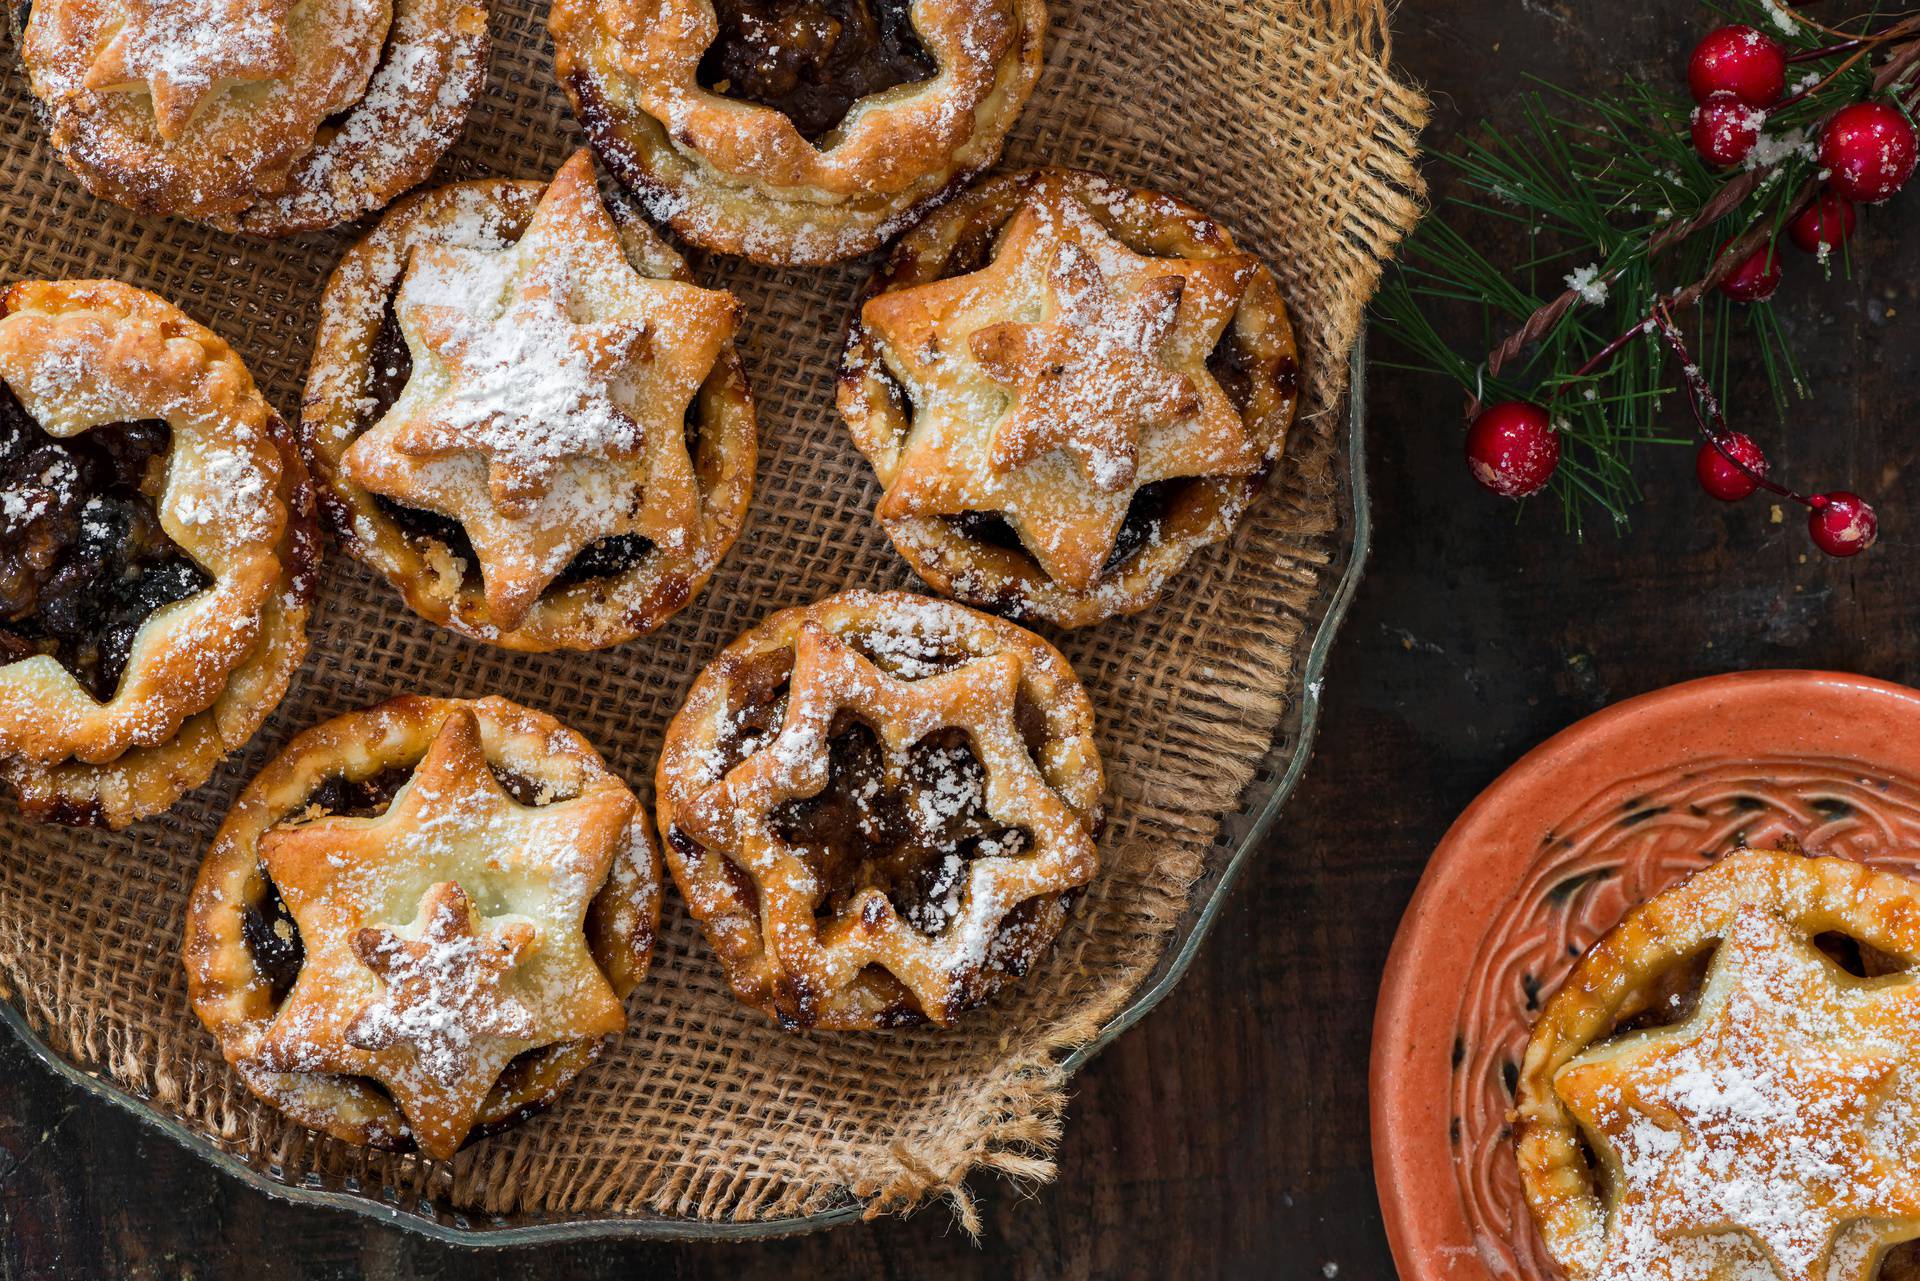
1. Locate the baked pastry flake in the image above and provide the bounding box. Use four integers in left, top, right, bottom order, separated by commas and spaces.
548, 0, 1049, 264
838, 168, 1300, 628
302, 149, 757, 651
186, 695, 660, 1160
1516, 849, 1920, 1281
0, 279, 316, 828
655, 589, 1104, 1030
18, 0, 489, 235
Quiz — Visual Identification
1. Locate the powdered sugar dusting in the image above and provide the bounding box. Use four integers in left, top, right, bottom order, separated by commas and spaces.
670, 595, 1100, 1025
238, 0, 489, 234
391, 241, 645, 492
27, 0, 479, 232
249, 709, 637, 1157
346, 883, 538, 1087
336, 153, 740, 627
85, 0, 295, 137
1558, 907, 1920, 1280
859, 177, 1265, 596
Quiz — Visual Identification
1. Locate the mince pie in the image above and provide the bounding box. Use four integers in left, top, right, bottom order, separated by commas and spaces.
1515, 850, 1920, 1281
838, 167, 1300, 628
16, 0, 489, 235
186, 695, 660, 1160
655, 589, 1104, 1030
0, 279, 316, 828
302, 149, 757, 651
548, 0, 1048, 264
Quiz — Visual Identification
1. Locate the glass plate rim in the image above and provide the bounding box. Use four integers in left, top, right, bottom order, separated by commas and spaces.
0, 336, 1372, 1246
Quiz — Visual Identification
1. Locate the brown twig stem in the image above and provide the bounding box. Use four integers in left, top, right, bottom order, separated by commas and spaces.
1467, 19, 1920, 418
1649, 302, 1808, 506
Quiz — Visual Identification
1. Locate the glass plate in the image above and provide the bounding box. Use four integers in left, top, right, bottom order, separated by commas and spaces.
0, 339, 1371, 1245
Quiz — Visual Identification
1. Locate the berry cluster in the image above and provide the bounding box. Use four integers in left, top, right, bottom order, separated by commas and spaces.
1463, 19, 1913, 559
1687, 24, 1915, 296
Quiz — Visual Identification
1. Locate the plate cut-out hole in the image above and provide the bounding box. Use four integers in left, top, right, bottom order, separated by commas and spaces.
1611, 947, 1716, 1038
1572, 1128, 1612, 1209
768, 720, 1028, 938
1880, 1239, 1920, 1280
1207, 330, 1258, 416
1811, 930, 1910, 979
0, 392, 214, 701
695, 0, 937, 144
242, 879, 306, 1004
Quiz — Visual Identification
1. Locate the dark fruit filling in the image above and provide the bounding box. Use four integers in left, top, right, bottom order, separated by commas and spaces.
243, 878, 305, 1003
301, 764, 416, 819
712, 645, 797, 770
708, 641, 1053, 939
297, 757, 555, 822
553, 534, 656, 590
463, 1046, 567, 1142
1206, 329, 1297, 415
1811, 929, 1907, 977
771, 720, 1029, 935
1101, 480, 1178, 572
696, 0, 936, 142
0, 385, 211, 700
1205, 332, 1256, 415
1885, 1242, 1920, 1280
362, 297, 673, 596
363, 294, 414, 424
490, 763, 556, 807
942, 218, 1005, 280
1603, 933, 1908, 1047
946, 509, 1025, 555
1610, 949, 1713, 1036
942, 479, 1183, 578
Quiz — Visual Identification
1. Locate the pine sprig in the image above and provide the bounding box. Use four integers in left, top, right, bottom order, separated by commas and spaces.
1375, 0, 1919, 536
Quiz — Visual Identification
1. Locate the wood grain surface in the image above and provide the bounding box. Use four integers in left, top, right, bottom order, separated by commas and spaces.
4, 1, 1918, 1276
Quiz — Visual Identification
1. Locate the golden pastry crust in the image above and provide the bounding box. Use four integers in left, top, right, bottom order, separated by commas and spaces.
1515, 850, 1920, 1281
16, 0, 489, 235
0, 279, 316, 828
656, 589, 1104, 1030
301, 150, 757, 652
185, 695, 661, 1160
549, 0, 1048, 265
838, 168, 1300, 629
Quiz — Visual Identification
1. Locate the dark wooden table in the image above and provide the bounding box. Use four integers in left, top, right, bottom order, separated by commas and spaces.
5, 3, 1917, 1277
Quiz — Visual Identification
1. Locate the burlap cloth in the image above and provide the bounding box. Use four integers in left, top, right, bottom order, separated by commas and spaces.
0, 0, 1426, 1232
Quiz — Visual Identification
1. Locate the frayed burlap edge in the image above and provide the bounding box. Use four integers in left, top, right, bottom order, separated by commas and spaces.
0, 0, 1429, 1234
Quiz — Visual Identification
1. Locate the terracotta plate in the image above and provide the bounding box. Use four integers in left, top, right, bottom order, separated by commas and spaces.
1370, 670, 1920, 1281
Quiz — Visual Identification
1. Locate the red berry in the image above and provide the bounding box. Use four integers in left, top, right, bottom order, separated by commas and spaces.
1693, 93, 1763, 168
1788, 192, 1858, 254
1689, 25, 1787, 107
1819, 101, 1918, 204
1465, 401, 1559, 499
1716, 239, 1783, 303
1807, 492, 1878, 557
1696, 433, 1769, 502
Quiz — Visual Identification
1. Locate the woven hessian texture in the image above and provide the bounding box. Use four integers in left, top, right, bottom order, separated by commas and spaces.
0, 0, 1427, 1230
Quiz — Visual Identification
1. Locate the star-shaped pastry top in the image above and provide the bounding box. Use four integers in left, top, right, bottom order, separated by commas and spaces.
1553, 907, 1920, 1281
250, 708, 635, 1160
345, 881, 538, 1079
84, 0, 296, 141
970, 241, 1195, 491
861, 193, 1263, 591
343, 149, 742, 631
679, 620, 1096, 1024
